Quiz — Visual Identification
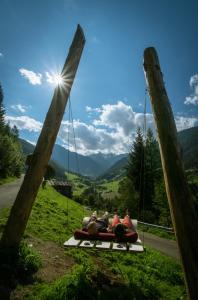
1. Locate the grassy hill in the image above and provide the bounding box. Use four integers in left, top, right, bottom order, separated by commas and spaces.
0, 185, 186, 299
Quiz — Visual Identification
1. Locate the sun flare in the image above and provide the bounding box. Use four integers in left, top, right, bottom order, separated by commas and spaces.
53, 74, 63, 86
46, 71, 64, 86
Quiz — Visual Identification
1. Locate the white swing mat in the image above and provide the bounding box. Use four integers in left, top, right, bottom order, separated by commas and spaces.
112, 242, 127, 251
128, 238, 144, 252
64, 236, 81, 247
95, 241, 111, 249
79, 240, 95, 248
64, 236, 144, 252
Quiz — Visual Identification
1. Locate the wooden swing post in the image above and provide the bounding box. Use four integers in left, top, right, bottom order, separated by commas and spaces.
143, 47, 198, 300
0, 25, 85, 249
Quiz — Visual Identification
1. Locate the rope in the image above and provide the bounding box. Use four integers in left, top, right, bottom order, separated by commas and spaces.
67, 97, 85, 217
142, 88, 148, 249
138, 89, 148, 249
68, 97, 80, 175
66, 96, 72, 225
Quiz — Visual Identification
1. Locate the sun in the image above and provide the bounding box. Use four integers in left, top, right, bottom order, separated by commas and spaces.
46, 71, 64, 86
53, 74, 63, 86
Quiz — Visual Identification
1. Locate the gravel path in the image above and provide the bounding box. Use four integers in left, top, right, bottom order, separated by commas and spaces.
0, 176, 24, 209
139, 231, 180, 261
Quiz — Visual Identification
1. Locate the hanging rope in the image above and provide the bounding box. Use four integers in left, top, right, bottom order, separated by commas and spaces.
142, 88, 148, 248
138, 88, 148, 249
66, 96, 72, 225
68, 97, 80, 175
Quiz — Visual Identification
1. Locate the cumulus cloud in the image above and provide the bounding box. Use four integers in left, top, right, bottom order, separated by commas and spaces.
11, 104, 30, 113
19, 68, 42, 85
85, 106, 101, 113
58, 101, 155, 155
185, 74, 198, 105
175, 116, 198, 131
59, 119, 130, 155
93, 101, 149, 136
45, 71, 56, 84
5, 115, 42, 132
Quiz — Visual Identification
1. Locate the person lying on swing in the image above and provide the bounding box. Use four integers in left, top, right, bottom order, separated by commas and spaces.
110, 210, 136, 240
84, 210, 136, 239
84, 211, 109, 235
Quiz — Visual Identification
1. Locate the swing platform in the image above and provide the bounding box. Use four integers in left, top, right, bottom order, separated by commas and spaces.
64, 236, 144, 252
64, 218, 144, 252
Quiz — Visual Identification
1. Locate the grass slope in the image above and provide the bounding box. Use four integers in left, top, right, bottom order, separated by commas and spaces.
97, 179, 121, 199
0, 185, 186, 299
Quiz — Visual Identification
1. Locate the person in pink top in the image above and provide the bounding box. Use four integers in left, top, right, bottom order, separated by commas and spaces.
110, 210, 135, 239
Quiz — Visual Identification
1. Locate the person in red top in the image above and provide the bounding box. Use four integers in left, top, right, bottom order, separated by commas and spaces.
110, 210, 135, 239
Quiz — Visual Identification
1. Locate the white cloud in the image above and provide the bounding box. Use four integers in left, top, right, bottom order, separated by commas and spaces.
185, 74, 198, 105
58, 101, 155, 155
45, 71, 55, 84
85, 106, 101, 113
0, 52, 3, 57
59, 119, 129, 155
19, 68, 42, 85
11, 104, 30, 113
189, 74, 198, 87
5, 115, 42, 132
175, 116, 198, 131
93, 101, 147, 136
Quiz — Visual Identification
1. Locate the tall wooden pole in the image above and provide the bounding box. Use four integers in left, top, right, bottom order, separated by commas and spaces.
143, 47, 198, 299
0, 25, 85, 249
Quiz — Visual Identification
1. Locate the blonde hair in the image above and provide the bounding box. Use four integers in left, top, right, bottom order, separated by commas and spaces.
87, 221, 97, 235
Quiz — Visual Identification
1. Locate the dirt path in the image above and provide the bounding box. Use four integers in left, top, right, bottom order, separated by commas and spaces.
0, 176, 24, 209
139, 231, 180, 261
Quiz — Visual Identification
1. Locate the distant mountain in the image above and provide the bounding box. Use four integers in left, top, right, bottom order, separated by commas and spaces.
20, 139, 35, 155
89, 152, 127, 170
19, 140, 110, 177
99, 157, 128, 180
19, 126, 198, 179
51, 144, 103, 177
19, 139, 66, 178
100, 126, 198, 180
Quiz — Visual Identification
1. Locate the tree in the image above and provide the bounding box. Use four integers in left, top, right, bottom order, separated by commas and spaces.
0, 83, 5, 131
144, 128, 161, 219
0, 83, 24, 179
126, 127, 145, 216
118, 178, 139, 217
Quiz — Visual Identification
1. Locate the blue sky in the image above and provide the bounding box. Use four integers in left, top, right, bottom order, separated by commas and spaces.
0, 0, 198, 155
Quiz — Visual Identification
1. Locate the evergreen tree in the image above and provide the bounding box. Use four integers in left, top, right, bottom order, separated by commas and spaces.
0, 83, 24, 179
144, 129, 160, 211
126, 127, 145, 216
0, 83, 5, 131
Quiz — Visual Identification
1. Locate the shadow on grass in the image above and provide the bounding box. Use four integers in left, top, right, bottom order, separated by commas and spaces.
0, 242, 41, 300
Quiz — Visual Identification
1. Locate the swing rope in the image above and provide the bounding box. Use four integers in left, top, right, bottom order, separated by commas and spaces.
142, 88, 148, 248
66, 96, 84, 225
138, 88, 148, 249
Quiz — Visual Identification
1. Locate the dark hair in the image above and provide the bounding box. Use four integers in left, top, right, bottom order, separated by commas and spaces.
114, 223, 126, 240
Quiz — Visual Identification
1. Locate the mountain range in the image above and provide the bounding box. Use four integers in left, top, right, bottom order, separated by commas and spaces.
19, 126, 198, 179
19, 139, 127, 178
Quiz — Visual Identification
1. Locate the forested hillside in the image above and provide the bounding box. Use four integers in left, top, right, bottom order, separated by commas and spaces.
0, 83, 24, 180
